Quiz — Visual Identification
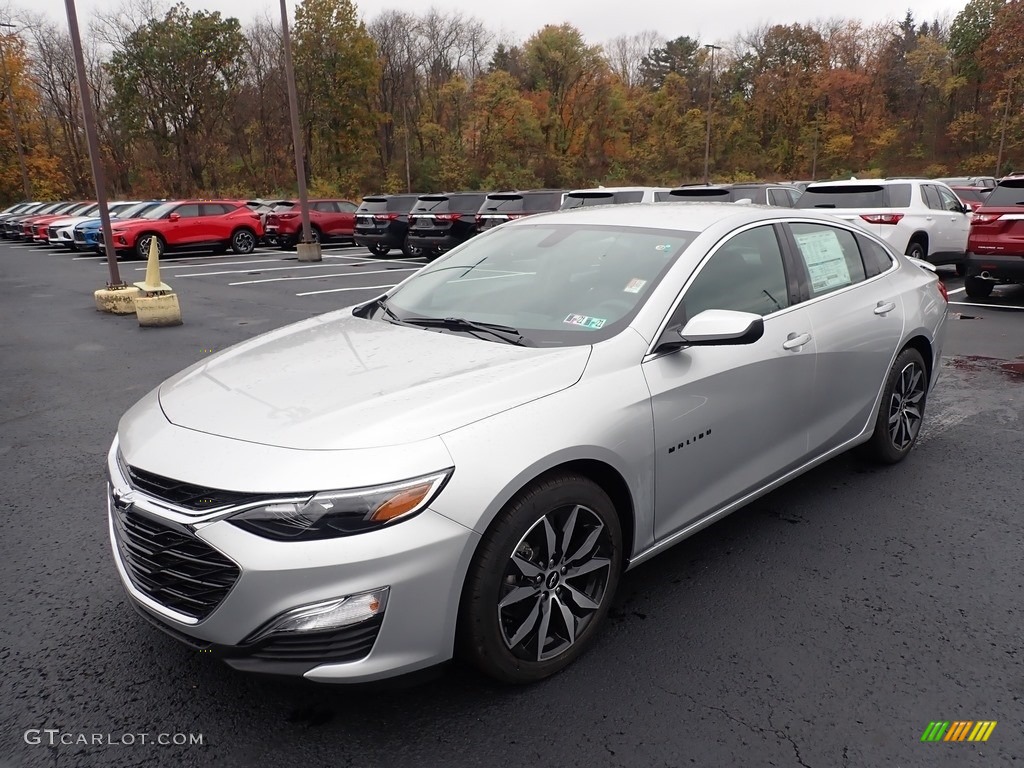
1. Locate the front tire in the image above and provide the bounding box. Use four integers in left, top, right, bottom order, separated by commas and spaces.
231, 228, 256, 254
458, 473, 623, 684
861, 348, 928, 464
963, 275, 993, 299
135, 233, 165, 261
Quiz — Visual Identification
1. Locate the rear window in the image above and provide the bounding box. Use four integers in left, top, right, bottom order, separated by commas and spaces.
984, 181, 1024, 207
796, 184, 911, 209
561, 191, 644, 209
480, 194, 524, 213
357, 197, 389, 213
447, 194, 487, 213
522, 191, 564, 211
952, 188, 987, 204
660, 188, 733, 201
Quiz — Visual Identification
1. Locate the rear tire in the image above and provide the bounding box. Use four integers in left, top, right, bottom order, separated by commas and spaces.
457, 473, 623, 684
905, 240, 926, 261
401, 241, 424, 258
860, 348, 928, 465
963, 275, 993, 299
370, 243, 391, 257
231, 228, 257, 254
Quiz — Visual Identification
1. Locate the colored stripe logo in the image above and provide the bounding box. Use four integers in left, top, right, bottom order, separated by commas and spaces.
921, 721, 997, 742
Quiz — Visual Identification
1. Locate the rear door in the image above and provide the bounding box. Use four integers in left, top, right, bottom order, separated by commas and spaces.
781, 221, 905, 453
199, 203, 235, 241
934, 185, 970, 256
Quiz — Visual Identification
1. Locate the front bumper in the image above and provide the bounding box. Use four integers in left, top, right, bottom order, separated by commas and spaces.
965, 251, 1024, 282
106, 443, 478, 683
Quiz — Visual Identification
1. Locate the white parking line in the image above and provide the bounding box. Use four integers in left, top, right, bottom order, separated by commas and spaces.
136, 258, 288, 271
324, 253, 425, 266
73, 255, 106, 260
229, 267, 419, 286
296, 283, 396, 297
174, 260, 384, 278
948, 287, 965, 295
949, 301, 1024, 310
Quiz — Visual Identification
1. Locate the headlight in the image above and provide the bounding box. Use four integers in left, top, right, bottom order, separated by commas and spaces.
228, 470, 453, 541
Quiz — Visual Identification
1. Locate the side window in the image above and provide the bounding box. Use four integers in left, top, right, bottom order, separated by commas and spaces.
675, 225, 790, 323
200, 203, 229, 216
768, 189, 791, 207
338, 201, 357, 212
856, 234, 895, 278
936, 186, 963, 213
174, 204, 200, 218
614, 191, 644, 203
790, 223, 867, 297
921, 185, 942, 210
887, 184, 912, 208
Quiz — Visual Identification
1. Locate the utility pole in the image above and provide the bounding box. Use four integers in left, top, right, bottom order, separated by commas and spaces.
995, 77, 1014, 178
279, 0, 320, 262
0, 23, 32, 199
702, 44, 721, 186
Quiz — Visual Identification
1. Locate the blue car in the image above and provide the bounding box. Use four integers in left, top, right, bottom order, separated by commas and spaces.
74, 201, 162, 252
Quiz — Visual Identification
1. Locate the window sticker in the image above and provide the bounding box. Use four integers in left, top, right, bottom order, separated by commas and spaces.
794, 230, 851, 293
563, 313, 607, 329
624, 278, 648, 293
655, 244, 674, 252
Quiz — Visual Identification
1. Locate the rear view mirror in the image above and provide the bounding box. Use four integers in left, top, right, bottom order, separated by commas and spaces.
655, 309, 765, 353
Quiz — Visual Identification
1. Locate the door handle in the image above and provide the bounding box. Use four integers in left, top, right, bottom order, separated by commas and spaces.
925, 216, 933, 221
874, 301, 897, 315
782, 332, 812, 350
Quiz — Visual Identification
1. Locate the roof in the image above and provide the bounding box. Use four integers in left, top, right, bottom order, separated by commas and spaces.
565, 186, 673, 194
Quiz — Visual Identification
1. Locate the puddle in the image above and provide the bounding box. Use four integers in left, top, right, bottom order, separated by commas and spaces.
948, 355, 1024, 379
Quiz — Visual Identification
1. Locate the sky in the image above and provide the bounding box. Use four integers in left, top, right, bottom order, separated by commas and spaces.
23, 0, 966, 44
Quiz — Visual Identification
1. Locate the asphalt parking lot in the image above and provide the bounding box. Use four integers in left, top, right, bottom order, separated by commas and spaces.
1, 239, 1022, 768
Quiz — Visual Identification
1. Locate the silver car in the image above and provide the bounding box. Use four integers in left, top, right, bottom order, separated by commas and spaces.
106, 204, 948, 684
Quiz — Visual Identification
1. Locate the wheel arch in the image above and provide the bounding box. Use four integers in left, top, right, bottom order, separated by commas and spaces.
906, 231, 929, 253
900, 334, 934, 386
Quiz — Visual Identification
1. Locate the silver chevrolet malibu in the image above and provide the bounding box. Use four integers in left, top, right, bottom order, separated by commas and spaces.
107, 203, 948, 684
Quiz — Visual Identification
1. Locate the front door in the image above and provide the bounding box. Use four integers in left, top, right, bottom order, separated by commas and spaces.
642, 224, 817, 541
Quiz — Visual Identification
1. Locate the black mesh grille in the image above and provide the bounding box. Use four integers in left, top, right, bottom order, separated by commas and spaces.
112, 505, 239, 620
248, 615, 383, 663
126, 465, 269, 511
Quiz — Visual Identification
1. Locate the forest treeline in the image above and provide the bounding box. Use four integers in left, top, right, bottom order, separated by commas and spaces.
0, 0, 1021, 203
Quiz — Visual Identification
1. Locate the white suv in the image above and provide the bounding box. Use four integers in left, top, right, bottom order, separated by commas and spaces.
560, 186, 673, 209
795, 178, 971, 272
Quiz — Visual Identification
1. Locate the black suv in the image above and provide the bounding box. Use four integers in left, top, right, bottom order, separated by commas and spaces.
476, 190, 565, 231
353, 194, 423, 257
406, 192, 489, 257
656, 183, 799, 206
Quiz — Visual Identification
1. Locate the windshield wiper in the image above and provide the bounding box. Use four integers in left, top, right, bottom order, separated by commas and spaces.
374, 297, 405, 324
401, 316, 532, 346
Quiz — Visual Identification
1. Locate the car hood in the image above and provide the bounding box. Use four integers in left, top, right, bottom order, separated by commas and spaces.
110, 218, 159, 231
157, 311, 591, 450
49, 215, 95, 228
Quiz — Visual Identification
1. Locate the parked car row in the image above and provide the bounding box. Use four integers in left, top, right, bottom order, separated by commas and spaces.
351, 183, 803, 260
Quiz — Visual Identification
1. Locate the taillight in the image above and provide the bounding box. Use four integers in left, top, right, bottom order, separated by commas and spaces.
475, 214, 482, 224
373, 213, 399, 221
435, 213, 462, 221
971, 214, 1002, 225
860, 213, 904, 225
936, 279, 948, 302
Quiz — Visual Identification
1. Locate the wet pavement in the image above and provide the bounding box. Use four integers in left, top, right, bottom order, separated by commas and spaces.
1, 245, 1021, 768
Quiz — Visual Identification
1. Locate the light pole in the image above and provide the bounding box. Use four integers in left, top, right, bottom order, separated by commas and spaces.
278, 0, 320, 262
702, 43, 721, 186
0, 23, 32, 199
63, 0, 126, 291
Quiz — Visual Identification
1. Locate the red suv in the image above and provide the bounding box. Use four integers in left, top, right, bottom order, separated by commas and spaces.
964, 176, 1024, 298
99, 200, 263, 259
265, 199, 357, 250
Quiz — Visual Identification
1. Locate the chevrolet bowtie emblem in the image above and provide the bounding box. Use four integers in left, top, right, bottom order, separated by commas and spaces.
111, 487, 135, 510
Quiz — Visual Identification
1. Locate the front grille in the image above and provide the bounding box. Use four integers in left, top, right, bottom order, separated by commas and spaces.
125, 465, 272, 511
48, 227, 58, 239
247, 615, 383, 663
112, 505, 239, 620
74, 230, 86, 242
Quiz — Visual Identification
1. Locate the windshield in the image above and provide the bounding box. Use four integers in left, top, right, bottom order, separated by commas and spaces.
139, 202, 179, 219
381, 223, 697, 346
112, 202, 157, 219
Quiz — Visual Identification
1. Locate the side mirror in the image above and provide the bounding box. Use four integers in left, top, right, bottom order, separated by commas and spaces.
168, 212, 180, 222
655, 309, 765, 353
